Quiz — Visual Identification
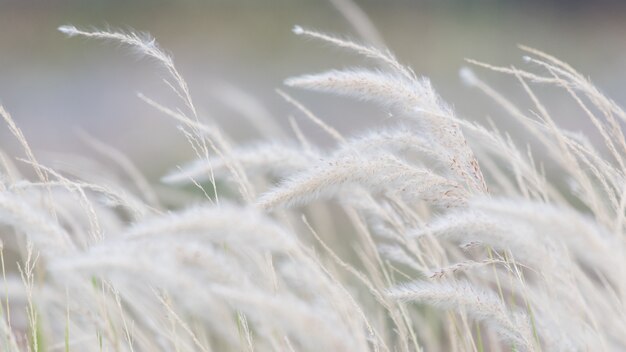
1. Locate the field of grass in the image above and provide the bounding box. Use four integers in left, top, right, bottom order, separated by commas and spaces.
1, 4, 626, 351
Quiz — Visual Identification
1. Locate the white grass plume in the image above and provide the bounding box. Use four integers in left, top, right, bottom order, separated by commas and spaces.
388, 280, 538, 351
58, 25, 196, 116
292, 26, 414, 80
162, 142, 319, 184
258, 154, 467, 210
286, 69, 444, 114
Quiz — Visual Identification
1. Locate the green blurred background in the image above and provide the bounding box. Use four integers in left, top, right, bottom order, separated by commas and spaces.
1, 1, 625, 179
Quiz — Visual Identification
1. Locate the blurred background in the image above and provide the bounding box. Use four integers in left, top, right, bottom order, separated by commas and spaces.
1, 0, 626, 180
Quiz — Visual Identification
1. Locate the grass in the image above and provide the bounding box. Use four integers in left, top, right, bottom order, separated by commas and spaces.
0, 17, 624, 352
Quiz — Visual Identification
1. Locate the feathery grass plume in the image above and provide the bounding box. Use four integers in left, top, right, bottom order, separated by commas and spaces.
285, 37, 487, 194
162, 142, 320, 184
58, 25, 259, 204
0, 191, 74, 253
388, 280, 537, 351
258, 153, 468, 210
57, 25, 196, 117
291, 26, 415, 80
286, 69, 441, 113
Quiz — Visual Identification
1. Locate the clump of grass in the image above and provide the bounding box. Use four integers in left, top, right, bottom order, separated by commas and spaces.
0, 20, 623, 352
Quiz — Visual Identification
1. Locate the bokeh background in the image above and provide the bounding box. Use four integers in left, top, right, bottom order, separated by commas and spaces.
1, 0, 626, 179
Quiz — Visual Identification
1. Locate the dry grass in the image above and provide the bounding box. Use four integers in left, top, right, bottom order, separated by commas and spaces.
0, 19, 623, 352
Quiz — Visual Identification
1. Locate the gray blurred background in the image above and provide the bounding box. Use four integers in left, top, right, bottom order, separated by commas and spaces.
1, 1, 626, 179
